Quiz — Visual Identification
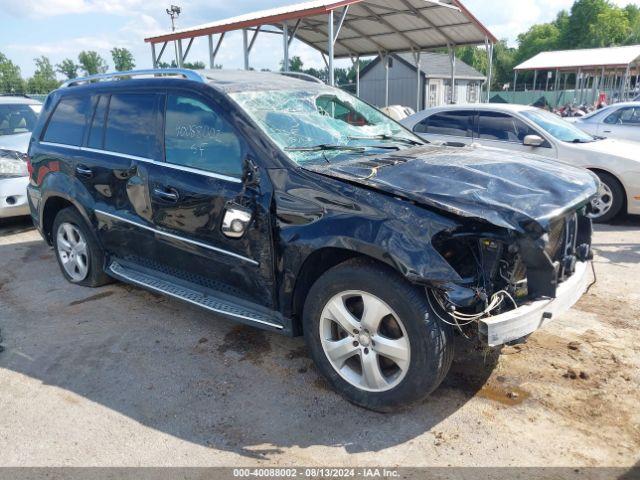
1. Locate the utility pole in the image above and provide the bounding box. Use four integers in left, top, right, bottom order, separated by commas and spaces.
166, 5, 181, 67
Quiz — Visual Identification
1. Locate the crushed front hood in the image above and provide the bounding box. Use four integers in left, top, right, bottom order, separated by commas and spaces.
305, 144, 598, 233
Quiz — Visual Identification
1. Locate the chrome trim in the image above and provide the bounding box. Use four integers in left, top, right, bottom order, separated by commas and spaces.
109, 263, 282, 329
40, 141, 82, 151
62, 69, 204, 88
41, 143, 242, 184
95, 209, 259, 266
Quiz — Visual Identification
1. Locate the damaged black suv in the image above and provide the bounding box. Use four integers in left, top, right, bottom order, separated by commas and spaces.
27, 70, 597, 411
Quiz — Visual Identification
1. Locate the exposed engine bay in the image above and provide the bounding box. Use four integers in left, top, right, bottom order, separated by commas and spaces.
430, 208, 594, 340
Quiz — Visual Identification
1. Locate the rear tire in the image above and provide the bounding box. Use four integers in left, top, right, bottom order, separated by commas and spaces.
52, 207, 112, 288
590, 172, 624, 223
303, 258, 454, 412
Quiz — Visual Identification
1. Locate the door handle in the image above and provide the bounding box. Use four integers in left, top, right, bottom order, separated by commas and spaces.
76, 165, 93, 178
603, 130, 612, 133
153, 187, 180, 203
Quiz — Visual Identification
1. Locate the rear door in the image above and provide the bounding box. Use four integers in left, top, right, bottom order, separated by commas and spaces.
87, 90, 164, 262
412, 110, 475, 145
141, 91, 276, 309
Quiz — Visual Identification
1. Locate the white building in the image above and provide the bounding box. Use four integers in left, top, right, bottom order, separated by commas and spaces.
359, 52, 486, 110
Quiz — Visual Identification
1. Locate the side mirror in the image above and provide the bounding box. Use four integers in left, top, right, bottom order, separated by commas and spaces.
242, 155, 260, 187
523, 134, 545, 147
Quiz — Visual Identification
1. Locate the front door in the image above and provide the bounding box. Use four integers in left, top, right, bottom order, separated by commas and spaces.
474, 111, 557, 159
598, 106, 640, 142
143, 92, 276, 309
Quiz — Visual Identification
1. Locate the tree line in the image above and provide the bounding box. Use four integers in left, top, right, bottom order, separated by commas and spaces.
0, 48, 136, 94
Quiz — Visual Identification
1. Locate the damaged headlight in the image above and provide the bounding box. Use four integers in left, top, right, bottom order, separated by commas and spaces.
0, 149, 28, 179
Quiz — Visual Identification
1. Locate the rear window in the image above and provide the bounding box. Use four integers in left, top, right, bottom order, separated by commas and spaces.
104, 93, 159, 158
43, 96, 91, 146
0, 104, 41, 136
414, 111, 474, 137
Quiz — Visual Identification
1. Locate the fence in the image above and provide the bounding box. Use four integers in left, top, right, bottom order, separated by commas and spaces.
489, 87, 635, 108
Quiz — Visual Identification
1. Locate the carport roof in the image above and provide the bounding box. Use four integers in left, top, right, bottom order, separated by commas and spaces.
514, 45, 640, 72
144, 0, 497, 57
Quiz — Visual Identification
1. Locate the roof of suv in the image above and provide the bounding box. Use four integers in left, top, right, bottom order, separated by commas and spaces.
0, 96, 42, 105
202, 69, 327, 93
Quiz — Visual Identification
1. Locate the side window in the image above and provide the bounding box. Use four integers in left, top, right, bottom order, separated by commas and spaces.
104, 93, 158, 158
43, 96, 91, 146
617, 107, 640, 125
164, 95, 243, 178
414, 111, 474, 137
88, 95, 109, 149
478, 111, 537, 143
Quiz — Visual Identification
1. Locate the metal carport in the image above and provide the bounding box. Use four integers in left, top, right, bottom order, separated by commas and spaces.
144, 0, 496, 108
513, 45, 640, 105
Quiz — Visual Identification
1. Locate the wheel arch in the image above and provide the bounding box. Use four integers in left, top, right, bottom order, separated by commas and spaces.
289, 247, 409, 336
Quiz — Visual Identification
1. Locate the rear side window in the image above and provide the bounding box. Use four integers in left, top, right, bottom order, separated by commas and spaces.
43, 96, 91, 146
164, 94, 243, 178
88, 95, 109, 149
414, 111, 474, 137
104, 93, 158, 158
605, 106, 640, 125
477, 111, 538, 142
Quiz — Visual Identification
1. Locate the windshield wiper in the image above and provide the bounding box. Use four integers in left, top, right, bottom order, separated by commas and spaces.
348, 134, 424, 146
285, 144, 366, 153
571, 138, 593, 143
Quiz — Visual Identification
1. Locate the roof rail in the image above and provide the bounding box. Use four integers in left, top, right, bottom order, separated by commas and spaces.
62, 69, 204, 88
278, 72, 325, 85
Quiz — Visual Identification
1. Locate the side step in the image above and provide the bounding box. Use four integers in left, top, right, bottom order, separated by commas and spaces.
108, 261, 284, 331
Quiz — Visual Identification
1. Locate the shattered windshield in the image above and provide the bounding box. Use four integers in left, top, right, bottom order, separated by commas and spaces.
229, 88, 423, 165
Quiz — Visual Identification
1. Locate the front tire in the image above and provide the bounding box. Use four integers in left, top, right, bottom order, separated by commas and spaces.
52, 207, 112, 287
303, 259, 454, 412
590, 172, 624, 223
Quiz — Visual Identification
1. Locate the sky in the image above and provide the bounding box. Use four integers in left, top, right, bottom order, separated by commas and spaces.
0, 0, 637, 78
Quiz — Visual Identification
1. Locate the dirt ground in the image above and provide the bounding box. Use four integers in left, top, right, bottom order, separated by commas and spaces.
0, 216, 638, 468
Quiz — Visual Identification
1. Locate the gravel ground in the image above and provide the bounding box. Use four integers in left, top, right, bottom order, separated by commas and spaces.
0, 216, 638, 468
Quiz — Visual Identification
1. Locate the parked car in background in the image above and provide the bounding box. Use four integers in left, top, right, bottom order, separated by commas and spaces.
402, 104, 640, 222
380, 105, 415, 121
0, 96, 42, 219
28, 70, 597, 411
567, 102, 640, 143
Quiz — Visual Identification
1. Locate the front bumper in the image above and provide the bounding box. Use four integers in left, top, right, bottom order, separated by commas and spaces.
0, 176, 30, 218
479, 260, 592, 347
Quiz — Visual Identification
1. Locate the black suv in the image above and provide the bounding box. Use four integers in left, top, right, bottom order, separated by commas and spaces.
27, 69, 597, 411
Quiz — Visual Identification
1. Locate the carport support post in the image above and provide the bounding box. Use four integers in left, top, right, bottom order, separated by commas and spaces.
554, 68, 560, 107
177, 39, 183, 68
413, 51, 421, 111
151, 43, 157, 69
282, 22, 290, 72
513, 71, 518, 94
243, 29, 249, 70
533, 70, 538, 92
328, 10, 335, 86
485, 40, 493, 103
449, 45, 457, 104
384, 54, 390, 107
356, 56, 360, 97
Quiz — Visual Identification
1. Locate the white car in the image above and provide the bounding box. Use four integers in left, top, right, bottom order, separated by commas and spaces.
0, 96, 42, 219
567, 102, 640, 143
402, 104, 640, 222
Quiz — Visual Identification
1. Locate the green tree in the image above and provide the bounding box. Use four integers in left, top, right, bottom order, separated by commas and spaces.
56, 59, 79, 80
562, 0, 613, 48
78, 51, 108, 75
516, 23, 562, 65
625, 4, 640, 43
111, 47, 136, 72
27, 56, 60, 94
590, 8, 631, 47
182, 61, 205, 69
0, 52, 25, 94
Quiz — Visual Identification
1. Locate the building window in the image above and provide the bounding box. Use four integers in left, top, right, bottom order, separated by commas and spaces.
467, 83, 479, 103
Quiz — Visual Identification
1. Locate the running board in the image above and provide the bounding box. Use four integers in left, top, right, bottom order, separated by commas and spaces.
108, 261, 284, 331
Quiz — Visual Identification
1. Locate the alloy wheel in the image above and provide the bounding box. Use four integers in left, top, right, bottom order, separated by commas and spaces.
319, 291, 411, 392
56, 222, 90, 282
589, 182, 614, 219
